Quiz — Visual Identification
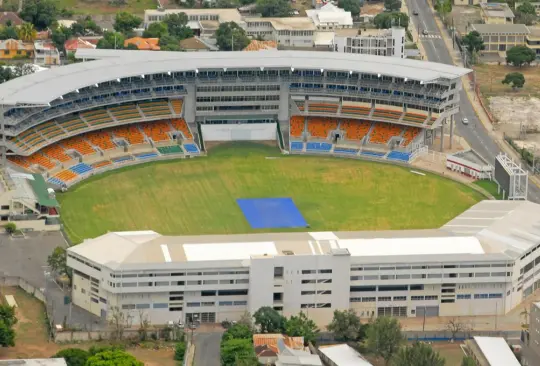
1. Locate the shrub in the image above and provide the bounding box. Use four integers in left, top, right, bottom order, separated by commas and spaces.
174, 341, 187, 361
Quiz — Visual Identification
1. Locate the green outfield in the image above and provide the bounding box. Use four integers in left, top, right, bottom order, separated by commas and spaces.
58, 143, 485, 243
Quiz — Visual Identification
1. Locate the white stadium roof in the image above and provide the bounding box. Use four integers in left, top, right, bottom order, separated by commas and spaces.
0, 50, 471, 105
473, 337, 521, 366
67, 200, 540, 270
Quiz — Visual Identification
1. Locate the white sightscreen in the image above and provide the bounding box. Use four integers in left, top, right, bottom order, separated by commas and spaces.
201, 123, 276, 141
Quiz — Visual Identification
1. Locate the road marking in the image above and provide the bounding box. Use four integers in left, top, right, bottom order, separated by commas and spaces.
420, 34, 442, 39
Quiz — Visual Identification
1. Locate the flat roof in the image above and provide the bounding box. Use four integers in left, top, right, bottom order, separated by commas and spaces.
0, 359, 68, 366
319, 344, 373, 366
245, 17, 316, 31
0, 50, 471, 105
473, 337, 520, 366
480, 3, 515, 18
144, 8, 242, 23
471, 23, 529, 34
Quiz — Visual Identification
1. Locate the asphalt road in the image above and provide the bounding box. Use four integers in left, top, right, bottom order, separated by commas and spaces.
193, 331, 223, 366
408, 0, 540, 202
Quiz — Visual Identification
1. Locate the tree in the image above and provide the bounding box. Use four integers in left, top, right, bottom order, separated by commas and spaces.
20, 0, 59, 30
220, 338, 257, 366
366, 317, 404, 366
17, 23, 37, 42
215, 0, 241, 7
445, 318, 469, 341
285, 312, 319, 345
374, 12, 409, 29
327, 309, 364, 342
435, 0, 452, 21
215, 22, 250, 51
86, 349, 143, 366
0, 26, 18, 40
222, 323, 253, 342
143, 22, 169, 38
516, 1, 537, 25
256, 0, 292, 18
164, 13, 193, 40
52, 348, 89, 366
4, 222, 16, 234
174, 341, 187, 361
0, 303, 17, 347
338, 0, 362, 17
253, 306, 286, 333
506, 45, 536, 67
185, 0, 196, 7
462, 30, 484, 63
159, 35, 182, 51
97, 31, 125, 50
47, 246, 69, 277
71, 16, 102, 36
113, 12, 142, 34
461, 356, 476, 366
51, 26, 73, 52
384, 0, 401, 12
392, 341, 445, 366
502, 72, 526, 90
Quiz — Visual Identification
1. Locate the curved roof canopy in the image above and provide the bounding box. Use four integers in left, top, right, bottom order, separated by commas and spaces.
0, 50, 471, 105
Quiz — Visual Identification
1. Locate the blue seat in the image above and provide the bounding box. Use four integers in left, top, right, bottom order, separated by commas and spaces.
70, 163, 93, 175
387, 151, 411, 162
291, 142, 303, 151
184, 144, 199, 153
334, 148, 358, 155
361, 150, 386, 158
48, 177, 64, 186
306, 142, 332, 152
113, 156, 134, 163
135, 153, 158, 160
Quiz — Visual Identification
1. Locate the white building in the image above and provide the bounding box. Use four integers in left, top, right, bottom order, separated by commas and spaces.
467, 337, 521, 366
306, 3, 353, 30
446, 149, 494, 179
334, 27, 406, 58
244, 18, 316, 48
318, 344, 373, 366
67, 200, 540, 327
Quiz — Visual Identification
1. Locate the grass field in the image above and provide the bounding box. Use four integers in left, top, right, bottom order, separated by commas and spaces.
58, 143, 485, 243
474, 180, 503, 199
474, 64, 540, 98
53, 0, 156, 15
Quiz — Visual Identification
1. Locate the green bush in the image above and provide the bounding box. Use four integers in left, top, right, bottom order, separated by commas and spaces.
174, 341, 187, 361
4, 222, 16, 234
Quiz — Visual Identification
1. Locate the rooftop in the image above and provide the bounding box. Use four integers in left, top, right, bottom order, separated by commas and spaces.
245, 17, 316, 31
450, 149, 490, 167
144, 8, 242, 23
243, 40, 278, 51
0, 359, 68, 366
473, 337, 521, 366
471, 23, 529, 34
67, 200, 540, 270
0, 50, 470, 105
0, 11, 23, 26
318, 344, 373, 366
306, 3, 353, 27
480, 3, 515, 19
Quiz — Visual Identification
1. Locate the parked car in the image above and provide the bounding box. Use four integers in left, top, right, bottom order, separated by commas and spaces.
462, 117, 469, 125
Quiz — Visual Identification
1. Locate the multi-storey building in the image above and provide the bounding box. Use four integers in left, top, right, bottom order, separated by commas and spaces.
66, 200, 540, 326
306, 3, 353, 30
480, 3, 515, 25
470, 24, 529, 54
522, 302, 540, 366
244, 18, 316, 48
334, 27, 405, 58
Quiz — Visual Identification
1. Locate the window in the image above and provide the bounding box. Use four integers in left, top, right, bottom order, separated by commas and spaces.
362, 297, 376, 302
319, 269, 332, 274
378, 296, 391, 302
489, 293, 503, 299
187, 302, 201, 307
411, 296, 425, 301
441, 299, 455, 303
350, 286, 376, 292
201, 290, 216, 296
410, 284, 424, 291
457, 294, 471, 300
302, 270, 316, 274
136, 304, 150, 309
153, 303, 168, 309
218, 289, 248, 296
122, 304, 135, 310
301, 291, 316, 295
474, 294, 489, 299
425, 295, 438, 300
170, 307, 183, 312
91, 297, 99, 304
0, 205, 9, 210
393, 296, 407, 301
378, 285, 408, 292
274, 267, 284, 278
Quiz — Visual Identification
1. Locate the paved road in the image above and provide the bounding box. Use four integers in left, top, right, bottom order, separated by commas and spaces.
408, 0, 540, 202
193, 331, 223, 366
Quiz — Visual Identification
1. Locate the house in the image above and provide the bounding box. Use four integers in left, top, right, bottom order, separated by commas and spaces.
470, 24, 529, 54
179, 36, 216, 52
526, 27, 540, 57
318, 344, 373, 366
480, 3, 515, 24
276, 346, 322, 366
64, 37, 98, 53
124, 37, 160, 50
306, 3, 353, 30
335, 27, 406, 58
253, 334, 305, 365
521, 302, 540, 366
244, 17, 316, 48
33, 41, 60, 66
243, 40, 278, 51
0, 12, 23, 27
465, 337, 520, 366
0, 39, 33, 59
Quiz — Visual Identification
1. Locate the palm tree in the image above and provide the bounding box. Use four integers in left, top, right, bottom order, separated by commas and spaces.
17, 23, 37, 42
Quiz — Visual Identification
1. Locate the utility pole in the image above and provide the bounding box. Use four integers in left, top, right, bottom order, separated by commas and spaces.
422, 306, 427, 332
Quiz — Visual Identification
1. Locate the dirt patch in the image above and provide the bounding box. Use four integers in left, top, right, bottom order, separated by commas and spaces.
451, 6, 481, 35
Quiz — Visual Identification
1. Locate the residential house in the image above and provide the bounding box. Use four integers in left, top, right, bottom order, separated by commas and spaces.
306, 3, 353, 30
64, 38, 98, 54
0, 12, 23, 27
480, 3, 515, 24
0, 39, 33, 60
243, 40, 278, 51
521, 302, 540, 366
465, 337, 520, 366
276, 346, 322, 366
124, 37, 160, 50
179, 36, 216, 52
33, 41, 60, 66
253, 334, 305, 365
244, 17, 316, 48
470, 24, 529, 54
318, 344, 373, 366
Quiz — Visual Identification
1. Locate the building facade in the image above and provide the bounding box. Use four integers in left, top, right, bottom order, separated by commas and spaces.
66, 200, 540, 327
470, 24, 529, 54
334, 27, 405, 58
244, 18, 316, 48
480, 3, 515, 24
521, 302, 540, 366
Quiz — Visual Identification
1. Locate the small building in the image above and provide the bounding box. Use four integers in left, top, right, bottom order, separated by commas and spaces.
57, 19, 77, 28
243, 40, 278, 51
64, 37, 98, 54
0, 39, 33, 60
0, 11, 23, 27
526, 26, 540, 56
521, 302, 540, 366
306, 3, 353, 30
253, 334, 321, 366
179, 36, 215, 52
245, 17, 316, 48
480, 3, 515, 24
465, 336, 520, 366
318, 344, 373, 366
33, 41, 60, 66
334, 27, 406, 58
0, 359, 67, 366
124, 37, 160, 50
454, 0, 485, 5
446, 149, 493, 179
470, 24, 529, 54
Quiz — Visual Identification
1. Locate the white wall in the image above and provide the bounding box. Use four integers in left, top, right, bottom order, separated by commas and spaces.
201, 123, 277, 142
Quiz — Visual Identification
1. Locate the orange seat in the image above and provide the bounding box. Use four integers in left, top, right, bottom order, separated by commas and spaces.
92, 160, 112, 169
141, 120, 173, 142
55, 170, 78, 182
369, 122, 404, 144
113, 125, 145, 145
402, 127, 421, 146
86, 131, 115, 150
307, 117, 338, 139
341, 119, 371, 141
8, 156, 31, 168
309, 103, 338, 113
170, 99, 183, 115
372, 108, 403, 121
62, 136, 96, 155
290, 116, 305, 138
42, 144, 70, 162
171, 119, 192, 139
26, 153, 55, 170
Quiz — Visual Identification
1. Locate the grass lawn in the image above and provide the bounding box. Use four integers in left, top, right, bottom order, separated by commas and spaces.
53, 0, 157, 15
366, 342, 465, 366
474, 180, 503, 199
474, 64, 540, 98
58, 143, 485, 243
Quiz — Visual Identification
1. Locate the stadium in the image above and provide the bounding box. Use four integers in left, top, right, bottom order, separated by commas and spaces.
1, 50, 539, 327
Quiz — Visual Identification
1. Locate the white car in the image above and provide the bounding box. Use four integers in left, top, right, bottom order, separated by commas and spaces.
462, 117, 469, 125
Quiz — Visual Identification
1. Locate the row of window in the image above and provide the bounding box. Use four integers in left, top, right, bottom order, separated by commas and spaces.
351, 263, 510, 271
350, 284, 424, 292
186, 301, 247, 307
197, 85, 280, 93
301, 290, 332, 295
456, 293, 503, 300
350, 272, 510, 281
300, 303, 331, 308
301, 279, 332, 284
111, 270, 249, 278
196, 95, 280, 103
301, 269, 332, 274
